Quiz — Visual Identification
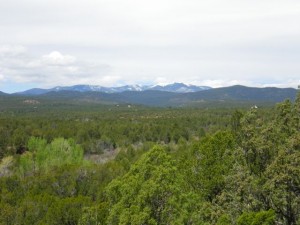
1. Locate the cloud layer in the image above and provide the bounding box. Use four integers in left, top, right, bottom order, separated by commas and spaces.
0, 45, 115, 89
0, 0, 300, 92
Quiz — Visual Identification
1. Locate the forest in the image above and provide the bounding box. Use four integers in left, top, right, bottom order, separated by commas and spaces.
0, 91, 300, 225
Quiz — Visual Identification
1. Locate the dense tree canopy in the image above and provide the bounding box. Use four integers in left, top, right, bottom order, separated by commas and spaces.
0, 92, 299, 224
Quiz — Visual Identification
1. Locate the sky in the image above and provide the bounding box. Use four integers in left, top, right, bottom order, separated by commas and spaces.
0, 0, 300, 93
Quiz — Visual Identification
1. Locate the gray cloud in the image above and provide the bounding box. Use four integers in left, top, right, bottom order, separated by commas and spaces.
0, 0, 300, 91
0, 45, 114, 88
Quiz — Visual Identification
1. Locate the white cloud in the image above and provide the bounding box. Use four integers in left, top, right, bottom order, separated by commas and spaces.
262, 79, 300, 88
1, 0, 300, 47
190, 79, 300, 89
154, 77, 169, 86
191, 79, 244, 88
0, 0, 300, 91
0, 46, 112, 88
0, 44, 299, 90
42, 51, 76, 66
0, 45, 27, 56
100, 76, 122, 86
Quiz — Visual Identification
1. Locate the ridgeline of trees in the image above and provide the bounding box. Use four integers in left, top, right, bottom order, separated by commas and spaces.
0, 92, 299, 224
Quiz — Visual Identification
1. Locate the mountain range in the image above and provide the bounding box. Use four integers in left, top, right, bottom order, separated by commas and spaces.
15, 83, 211, 95
1, 84, 298, 107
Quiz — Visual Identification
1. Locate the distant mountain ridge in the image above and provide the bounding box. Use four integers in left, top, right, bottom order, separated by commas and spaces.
2, 85, 298, 107
32, 85, 299, 107
148, 83, 210, 93
186, 85, 297, 102
15, 83, 211, 95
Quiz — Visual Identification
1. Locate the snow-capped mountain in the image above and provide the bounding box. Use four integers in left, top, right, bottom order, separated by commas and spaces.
15, 83, 211, 95
149, 83, 211, 93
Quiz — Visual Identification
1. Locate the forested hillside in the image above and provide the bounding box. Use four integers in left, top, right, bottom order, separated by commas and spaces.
2, 85, 297, 107
0, 92, 299, 224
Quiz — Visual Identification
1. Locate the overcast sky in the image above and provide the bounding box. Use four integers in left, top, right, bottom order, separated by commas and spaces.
0, 0, 300, 92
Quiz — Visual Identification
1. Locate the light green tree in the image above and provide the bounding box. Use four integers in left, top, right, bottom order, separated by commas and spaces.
105, 145, 200, 225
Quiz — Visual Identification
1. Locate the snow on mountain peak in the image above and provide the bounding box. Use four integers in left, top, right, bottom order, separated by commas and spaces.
16, 83, 212, 95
